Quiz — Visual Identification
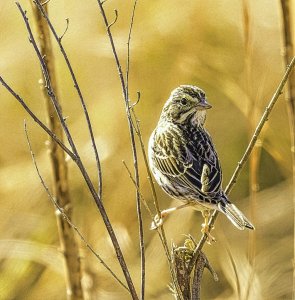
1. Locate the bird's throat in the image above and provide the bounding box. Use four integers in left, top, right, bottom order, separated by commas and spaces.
191, 110, 207, 127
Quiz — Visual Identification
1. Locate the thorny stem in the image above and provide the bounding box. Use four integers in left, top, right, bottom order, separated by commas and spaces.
24, 121, 129, 293
11, 2, 137, 296
192, 55, 295, 261
33, 0, 103, 199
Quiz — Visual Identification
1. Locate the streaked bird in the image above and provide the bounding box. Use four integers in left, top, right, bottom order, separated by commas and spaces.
148, 85, 254, 242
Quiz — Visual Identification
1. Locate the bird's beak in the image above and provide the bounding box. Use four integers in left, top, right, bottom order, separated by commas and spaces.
196, 99, 212, 110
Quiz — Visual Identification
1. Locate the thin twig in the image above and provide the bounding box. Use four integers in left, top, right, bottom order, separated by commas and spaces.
24, 120, 129, 293
191, 55, 295, 261
0, 77, 76, 161
108, 9, 118, 29
122, 160, 176, 263
122, 160, 153, 217
129, 106, 184, 298
124, 1, 146, 298
10, 3, 137, 295
126, 0, 138, 98
59, 18, 69, 42
2, 75, 135, 296
16, 2, 78, 158
95, 2, 143, 299
40, 0, 51, 5
33, 0, 103, 199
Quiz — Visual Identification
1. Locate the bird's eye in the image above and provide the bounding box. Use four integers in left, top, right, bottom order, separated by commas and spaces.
181, 98, 187, 105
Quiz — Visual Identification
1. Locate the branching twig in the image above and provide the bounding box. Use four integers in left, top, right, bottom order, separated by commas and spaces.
59, 18, 69, 42
108, 9, 118, 29
16, 2, 78, 158
33, 0, 103, 199
95, 1, 144, 299
122, 160, 153, 217
1, 73, 135, 296
1, 3, 138, 296
0, 77, 75, 161
24, 121, 129, 293
123, 158, 174, 272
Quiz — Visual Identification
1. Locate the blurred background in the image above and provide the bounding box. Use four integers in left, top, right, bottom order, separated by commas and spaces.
0, 0, 294, 299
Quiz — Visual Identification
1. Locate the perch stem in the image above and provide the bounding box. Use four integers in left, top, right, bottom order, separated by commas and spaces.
193, 55, 295, 257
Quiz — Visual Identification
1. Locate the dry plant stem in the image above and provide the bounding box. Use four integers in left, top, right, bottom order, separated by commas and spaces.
0, 77, 75, 160
171, 240, 217, 300
97, 0, 180, 296
30, 3, 83, 298
242, 0, 258, 267
125, 1, 145, 298
192, 55, 295, 258
190, 252, 216, 300
123, 153, 183, 300
130, 110, 183, 298
125, 9, 175, 282
14, 3, 137, 297
127, 94, 182, 295
280, 1, 295, 297
24, 121, 129, 293
123, 158, 179, 270
96, 1, 146, 299
33, 0, 102, 198
16, 3, 77, 155
122, 161, 154, 217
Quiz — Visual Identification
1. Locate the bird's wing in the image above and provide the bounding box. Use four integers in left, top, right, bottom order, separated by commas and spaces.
152, 125, 222, 197
186, 128, 223, 196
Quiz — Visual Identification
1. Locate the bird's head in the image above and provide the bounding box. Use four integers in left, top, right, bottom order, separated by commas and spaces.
160, 85, 212, 126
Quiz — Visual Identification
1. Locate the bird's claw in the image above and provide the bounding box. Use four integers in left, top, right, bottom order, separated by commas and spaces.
150, 214, 163, 230
201, 223, 216, 245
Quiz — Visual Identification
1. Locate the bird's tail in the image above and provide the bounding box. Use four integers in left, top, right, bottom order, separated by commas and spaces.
218, 202, 255, 230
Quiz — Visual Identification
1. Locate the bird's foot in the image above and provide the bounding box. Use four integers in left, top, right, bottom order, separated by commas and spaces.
201, 223, 216, 245
150, 213, 164, 230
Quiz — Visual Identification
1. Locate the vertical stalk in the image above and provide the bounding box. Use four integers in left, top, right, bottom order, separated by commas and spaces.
242, 0, 258, 267
125, 1, 146, 298
30, 3, 83, 299
279, 1, 295, 298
